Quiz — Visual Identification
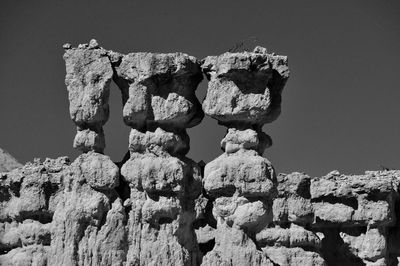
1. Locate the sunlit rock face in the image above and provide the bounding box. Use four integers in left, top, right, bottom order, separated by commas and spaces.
111, 51, 204, 131
2, 40, 400, 266
201, 46, 289, 128
63, 40, 113, 154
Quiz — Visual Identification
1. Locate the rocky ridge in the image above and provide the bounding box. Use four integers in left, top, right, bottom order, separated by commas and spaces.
1, 40, 400, 265
0, 148, 22, 173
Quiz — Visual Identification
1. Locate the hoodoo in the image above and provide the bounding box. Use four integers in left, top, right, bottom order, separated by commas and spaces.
1, 40, 400, 265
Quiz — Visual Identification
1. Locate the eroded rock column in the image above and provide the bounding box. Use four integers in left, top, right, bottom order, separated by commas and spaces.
63, 40, 112, 153
200, 47, 289, 265
112, 52, 204, 265
54, 40, 126, 266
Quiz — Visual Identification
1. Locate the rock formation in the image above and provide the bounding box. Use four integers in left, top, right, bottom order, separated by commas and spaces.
114, 50, 204, 265
0, 148, 22, 173
1, 40, 400, 265
63, 40, 112, 153
200, 47, 288, 266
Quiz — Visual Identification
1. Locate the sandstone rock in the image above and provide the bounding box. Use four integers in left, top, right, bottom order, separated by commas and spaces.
220, 128, 271, 154
73, 151, 119, 190
272, 197, 314, 225
73, 128, 105, 153
228, 200, 270, 232
340, 228, 387, 263
212, 196, 271, 234
0, 148, 22, 173
0, 244, 49, 266
63, 40, 113, 126
141, 196, 181, 225
77, 198, 127, 266
201, 47, 289, 127
129, 127, 189, 156
256, 224, 321, 250
311, 170, 399, 227
195, 224, 215, 245
277, 172, 311, 198
0, 222, 20, 251
262, 246, 326, 266
313, 202, 354, 224
201, 224, 273, 266
204, 150, 276, 198
113, 52, 204, 130
352, 198, 392, 226
125, 188, 201, 265
0, 157, 69, 223
7, 44, 400, 266
0, 220, 52, 248
310, 170, 399, 200
49, 183, 111, 265
121, 152, 202, 197
64, 39, 113, 153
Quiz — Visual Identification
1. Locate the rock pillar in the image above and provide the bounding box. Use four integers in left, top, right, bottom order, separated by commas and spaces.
200, 47, 289, 265
112, 51, 205, 265
63, 40, 113, 153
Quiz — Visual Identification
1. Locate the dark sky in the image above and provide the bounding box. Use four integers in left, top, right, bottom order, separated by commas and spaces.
1, 1, 400, 176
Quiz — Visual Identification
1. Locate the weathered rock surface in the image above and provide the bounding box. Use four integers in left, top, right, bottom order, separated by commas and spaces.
221, 128, 271, 155
311, 170, 398, 227
64, 41, 113, 153
1, 157, 400, 265
204, 150, 276, 198
112, 51, 204, 131
129, 127, 189, 156
0, 148, 22, 173
4, 43, 400, 266
201, 46, 289, 127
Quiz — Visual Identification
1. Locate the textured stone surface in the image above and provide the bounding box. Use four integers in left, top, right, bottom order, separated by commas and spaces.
201, 224, 273, 266
256, 224, 321, 249
262, 246, 326, 266
112, 52, 204, 131
4, 45, 400, 266
73, 128, 105, 153
2, 156, 400, 265
221, 128, 271, 155
121, 152, 201, 197
340, 228, 387, 262
129, 127, 189, 156
204, 150, 276, 198
202, 46, 289, 127
72, 151, 119, 190
311, 170, 398, 227
63, 40, 113, 153
0, 148, 22, 173
64, 41, 112, 126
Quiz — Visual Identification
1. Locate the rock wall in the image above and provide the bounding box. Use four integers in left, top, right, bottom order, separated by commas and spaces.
1, 40, 400, 266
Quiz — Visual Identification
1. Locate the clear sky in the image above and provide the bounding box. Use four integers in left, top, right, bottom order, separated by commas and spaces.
1, 0, 399, 176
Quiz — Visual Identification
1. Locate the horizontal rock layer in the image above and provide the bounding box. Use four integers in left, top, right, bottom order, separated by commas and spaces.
1, 157, 400, 265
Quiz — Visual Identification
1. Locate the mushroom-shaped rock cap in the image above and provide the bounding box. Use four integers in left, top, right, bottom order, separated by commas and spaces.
202, 46, 289, 127
113, 52, 204, 131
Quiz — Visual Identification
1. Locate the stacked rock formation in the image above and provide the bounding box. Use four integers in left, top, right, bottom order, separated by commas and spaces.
200, 47, 289, 265
2, 40, 400, 265
64, 40, 112, 153
113, 51, 205, 265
